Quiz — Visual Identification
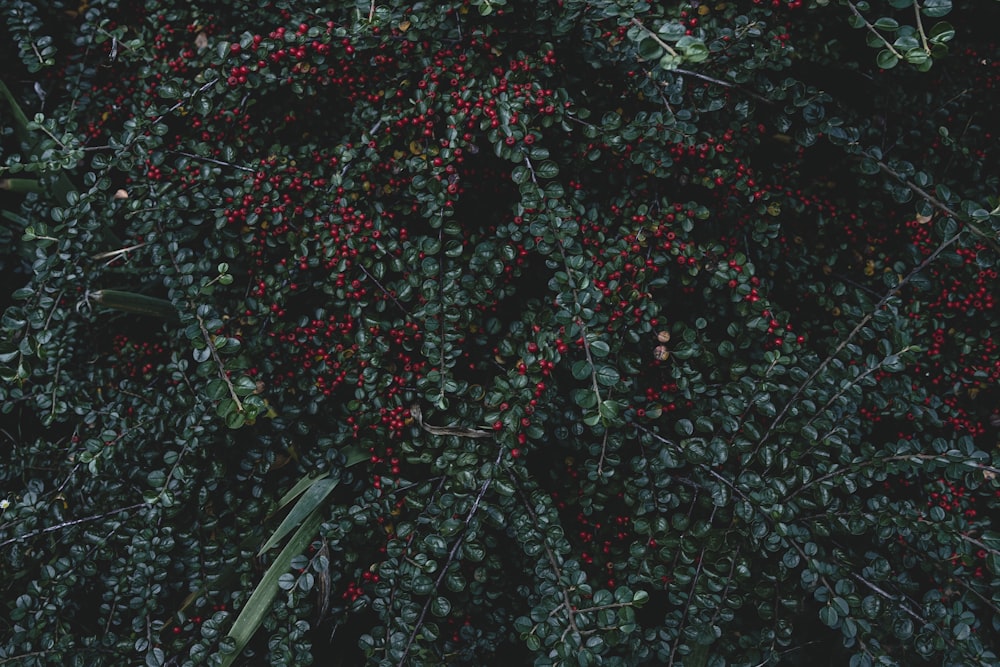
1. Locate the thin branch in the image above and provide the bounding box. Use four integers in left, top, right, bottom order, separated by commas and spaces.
751, 228, 961, 461
148, 79, 219, 127
596, 429, 610, 476
868, 154, 1000, 252
169, 150, 255, 173
846, 1, 904, 60
669, 510, 714, 665
867, 154, 960, 218
672, 68, 774, 105
0, 502, 146, 548
513, 480, 582, 642
91, 242, 147, 264
0, 650, 60, 665
913, 0, 930, 54
196, 313, 243, 412
357, 263, 412, 319
395, 446, 504, 666
785, 454, 1000, 503
629, 18, 679, 57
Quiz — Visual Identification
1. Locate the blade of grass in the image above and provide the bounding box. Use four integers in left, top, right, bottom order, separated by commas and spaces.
1, 210, 29, 225
0, 79, 77, 206
0, 178, 43, 193
257, 476, 338, 556
220, 504, 328, 667
90, 289, 179, 321
0, 79, 32, 143
163, 453, 364, 631
272, 472, 330, 513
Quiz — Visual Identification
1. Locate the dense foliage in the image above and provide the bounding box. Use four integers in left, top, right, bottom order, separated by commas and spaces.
2, 0, 999, 665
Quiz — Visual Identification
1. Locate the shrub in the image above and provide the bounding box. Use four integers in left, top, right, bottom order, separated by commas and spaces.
1, 0, 999, 665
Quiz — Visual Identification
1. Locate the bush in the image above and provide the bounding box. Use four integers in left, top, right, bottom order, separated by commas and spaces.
1, 0, 999, 665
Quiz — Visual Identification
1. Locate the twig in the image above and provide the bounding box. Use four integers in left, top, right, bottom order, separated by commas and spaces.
629, 17, 679, 57
869, 154, 1000, 253
846, 1, 904, 60
196, 313, 243, 413
92, 242, 147, 264
672, 68, 774, 105
409, 403, 493, 438
149, 79, 219, 127
512, 479, 582, 641
867, 154, 959, 218
169, 150, 255, 173
357, 262, 412, 319
395, 446, 505, 666
913, 0, 930, 55
0, 502, 146, 548
750, 228, 961, 461
668, 509, 715, 665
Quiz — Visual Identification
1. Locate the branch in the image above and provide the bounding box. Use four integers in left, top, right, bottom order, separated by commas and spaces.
629, 17, 679, 57
196, 313, 243, 412
512, 478, 581, 640
0, 502, 146, 548
169, 150, 255, 173
846, 1, 904, 60
751, 228, 961, 461
671, 69, 774, 105
395, 446, 504, 666
913, 0, 931, 55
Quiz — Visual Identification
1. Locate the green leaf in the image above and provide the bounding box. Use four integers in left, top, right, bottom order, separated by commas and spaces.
928, 21, 954, 43
342, 444, 369, 467
831, 597, 850, 616
658, 21, 687, 41
572, 360, 592, 381
637, 36, 663, 61
272, 472, 331, 513
921, 0, 952, 17
158, 83, 180, 99
905, 49, 930, 65
221, 507, 327, 667
589, 340, 610, 357
876, 50, 899, 69
91, 290, 179, 321
599, 399, 621, 422
258, 476, 339, 556
882, 354, 905, 372
206, 379, 229, 400
819, 605, 840, 628
536, 160, 559, 179
595, 365, 620, 386
431, 596, 452, 617
573, 388, 599, 409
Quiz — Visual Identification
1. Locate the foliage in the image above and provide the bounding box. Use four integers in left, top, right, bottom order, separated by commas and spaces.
2, 0, 1000, 665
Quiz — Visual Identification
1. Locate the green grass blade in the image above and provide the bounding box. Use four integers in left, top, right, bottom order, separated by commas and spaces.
272, 472, 330, 513
341, 443, 370, 468
257, 476, 338, 557
91, 289, 179, 321
0, 178, 44, 193
0, 79, 32, 143
1, 209, 29, 225
220, 505, 327, 667
0, 79, 78, 206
